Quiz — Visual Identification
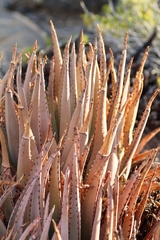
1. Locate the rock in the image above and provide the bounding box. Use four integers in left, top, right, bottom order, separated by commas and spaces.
1, 0, 111, 12
0, 7, 46, 76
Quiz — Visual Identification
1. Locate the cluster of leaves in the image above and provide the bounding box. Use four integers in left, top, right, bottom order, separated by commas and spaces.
82, 0, 160, 36
0, 21, 160, 239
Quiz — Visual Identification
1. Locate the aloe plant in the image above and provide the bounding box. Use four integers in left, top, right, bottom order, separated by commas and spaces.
0, 21, 160, 240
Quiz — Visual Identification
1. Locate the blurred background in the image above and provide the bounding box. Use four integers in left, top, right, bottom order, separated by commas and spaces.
0, 0, 159, 71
